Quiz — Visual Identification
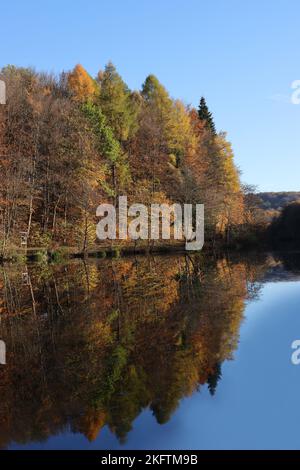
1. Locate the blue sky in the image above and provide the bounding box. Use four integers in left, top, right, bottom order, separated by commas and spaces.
1, 0, 299, 191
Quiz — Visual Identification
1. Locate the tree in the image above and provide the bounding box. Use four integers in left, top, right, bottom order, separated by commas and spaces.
97, 62, 139, 142
167, 100, 197, 168
0, 66, 40, 253
0, 63, 246, 252
207, 363, 222, 396
82, 101, 130, 203
213, 132, 244, 240
269, 202, 300, 246
198, 96, 216, 135
68, 64, 98, 102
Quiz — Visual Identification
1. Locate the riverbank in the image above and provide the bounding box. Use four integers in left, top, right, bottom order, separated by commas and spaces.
0, 232, 273, 264
0, 241, 189, 263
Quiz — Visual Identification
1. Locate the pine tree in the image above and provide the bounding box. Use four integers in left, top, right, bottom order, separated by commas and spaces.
198, 96, 216, 135
207, 362, 222, 396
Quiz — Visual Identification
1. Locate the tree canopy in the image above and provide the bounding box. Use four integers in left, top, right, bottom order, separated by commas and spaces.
0, 62, 246, 254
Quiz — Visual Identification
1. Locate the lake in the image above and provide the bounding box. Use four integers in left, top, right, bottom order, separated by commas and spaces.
0, 252, 300, 450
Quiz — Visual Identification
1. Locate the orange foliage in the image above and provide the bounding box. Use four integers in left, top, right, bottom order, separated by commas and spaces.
68, 64, 97, 102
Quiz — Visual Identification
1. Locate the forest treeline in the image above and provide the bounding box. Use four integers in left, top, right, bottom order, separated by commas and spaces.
258, 192, 300, 212
258, 192, 300, 222
268, 202, 300, 248
0, 63, 266, 256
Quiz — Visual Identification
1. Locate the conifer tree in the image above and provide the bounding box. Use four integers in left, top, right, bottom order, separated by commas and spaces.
207, 362, 222, 396
198, 96, 216, 135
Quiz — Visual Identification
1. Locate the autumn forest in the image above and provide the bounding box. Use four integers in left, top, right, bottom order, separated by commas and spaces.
0, 61, 300, 451
0, 63, 275, 259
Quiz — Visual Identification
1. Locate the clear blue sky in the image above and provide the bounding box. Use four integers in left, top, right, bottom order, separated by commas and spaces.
1, 0, 299, 191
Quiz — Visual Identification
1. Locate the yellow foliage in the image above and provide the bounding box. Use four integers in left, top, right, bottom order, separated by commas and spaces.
68, 64, 98, 102
166, 100, 197, 162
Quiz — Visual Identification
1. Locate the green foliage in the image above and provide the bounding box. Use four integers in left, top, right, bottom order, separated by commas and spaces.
82, 101, 121, 164
111, 247, 121, 258
103, 344, 128, 401
207, 363, 222, 396
198, 96, 216, 134
50, 247, 69, 263
141, 74, 173, 118
32, 249, 48, 263
11, 253, 27, 264
82, 100, 131, 195
98, 62, 139, 141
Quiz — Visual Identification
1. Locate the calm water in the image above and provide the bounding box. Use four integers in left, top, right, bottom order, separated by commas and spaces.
1, 252, 300, 450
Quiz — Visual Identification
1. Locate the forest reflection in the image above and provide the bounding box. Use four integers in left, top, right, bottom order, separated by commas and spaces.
0, 252, 295, 448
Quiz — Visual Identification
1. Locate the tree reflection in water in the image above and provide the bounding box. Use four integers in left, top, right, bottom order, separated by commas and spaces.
0, 252, 286, 447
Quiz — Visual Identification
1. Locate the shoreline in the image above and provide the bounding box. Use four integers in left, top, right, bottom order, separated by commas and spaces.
0, 241, 283, 264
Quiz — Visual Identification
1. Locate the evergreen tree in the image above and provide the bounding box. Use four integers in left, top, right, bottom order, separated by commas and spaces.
198, 96, 216, 135
207, 362, 222, 396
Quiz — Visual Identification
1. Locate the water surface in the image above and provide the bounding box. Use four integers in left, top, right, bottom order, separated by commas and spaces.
0, 252, 300, 449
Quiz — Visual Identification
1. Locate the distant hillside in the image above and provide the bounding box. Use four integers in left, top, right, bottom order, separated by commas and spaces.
258, 192, 300, 212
